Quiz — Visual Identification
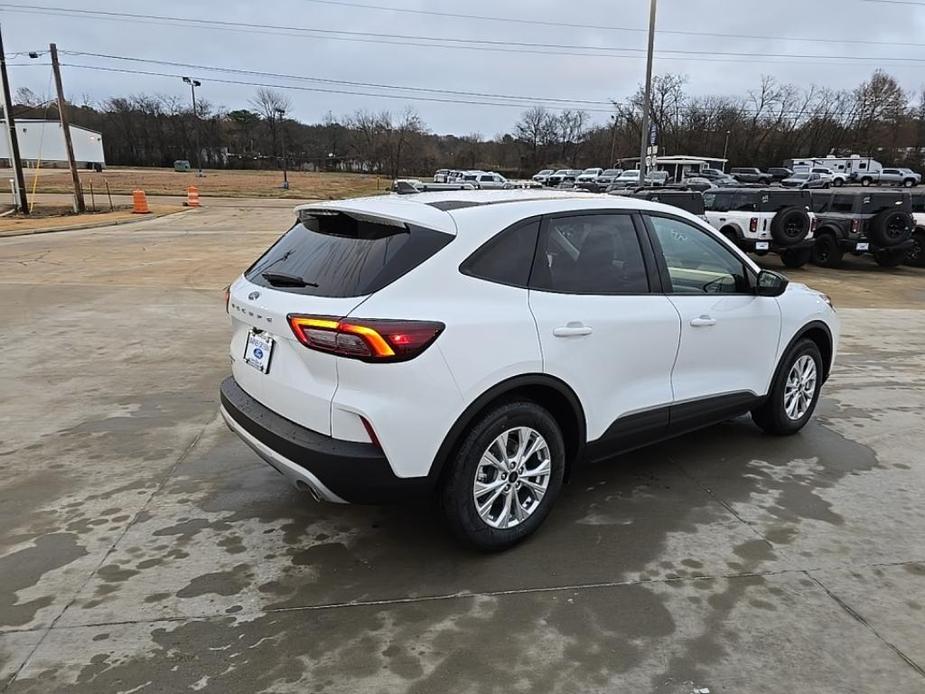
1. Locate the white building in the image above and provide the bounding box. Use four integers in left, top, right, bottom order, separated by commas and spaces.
0, 119, 106, 168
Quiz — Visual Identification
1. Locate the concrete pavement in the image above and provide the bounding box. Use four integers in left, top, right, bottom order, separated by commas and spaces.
0, 205, 923, 693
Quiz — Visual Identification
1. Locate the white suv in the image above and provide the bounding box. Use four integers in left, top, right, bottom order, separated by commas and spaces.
221, 190, 839, 549
704, 188, 817, 268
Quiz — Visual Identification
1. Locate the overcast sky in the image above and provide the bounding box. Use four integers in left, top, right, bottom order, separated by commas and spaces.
3, 0, 925, 135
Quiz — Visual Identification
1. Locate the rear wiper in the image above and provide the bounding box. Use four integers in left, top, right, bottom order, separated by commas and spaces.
261, 271, 319, 288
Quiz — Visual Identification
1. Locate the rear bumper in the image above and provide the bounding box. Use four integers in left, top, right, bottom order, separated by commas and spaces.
835, 238, 915, 252
219, 377, 432, 504
740, 238, 815, 253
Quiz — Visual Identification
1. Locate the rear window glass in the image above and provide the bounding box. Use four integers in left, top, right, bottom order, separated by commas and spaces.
245, 211, 451, 297
911, 195, 925, 213
758, 192, 810, 211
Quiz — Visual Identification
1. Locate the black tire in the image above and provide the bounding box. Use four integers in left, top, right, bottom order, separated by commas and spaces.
833, 178, 844, 187
781, 247, 812, 268
861, 177, 872, 187
873, 248, 906, 267
823, 182, 831, 189
812, 233, 843, 268
439, 400, 565, 551
752, 339, 824, 435
869, 209, 914, 247
906, 229, 925, 267
720, 227, 740, 248
904, 179, 915, 188
770, 207, 811, 246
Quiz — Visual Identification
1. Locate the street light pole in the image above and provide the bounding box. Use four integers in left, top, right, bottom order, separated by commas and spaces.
276, 107, 289, 189
638, 0, 657, 185
182, 77, 203, 176
722, 130, 731, 171
609, 114, 618, 167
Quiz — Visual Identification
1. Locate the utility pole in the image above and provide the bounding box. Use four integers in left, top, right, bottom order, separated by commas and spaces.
609, 113, 618, 167
182, 76, 203, 176
638, 0, 657, 185
0, 24, 28, 213
722, 130, 731, 171
49, 43, 85, 213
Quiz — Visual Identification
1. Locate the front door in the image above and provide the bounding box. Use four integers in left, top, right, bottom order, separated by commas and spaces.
643, 213, 782, 411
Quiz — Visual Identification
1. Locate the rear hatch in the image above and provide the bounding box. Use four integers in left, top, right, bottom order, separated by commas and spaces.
229, 205, 453, 435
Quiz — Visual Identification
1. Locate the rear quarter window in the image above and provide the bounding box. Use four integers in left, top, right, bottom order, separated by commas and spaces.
460, 220, 540, 287
245, 211, 452, 297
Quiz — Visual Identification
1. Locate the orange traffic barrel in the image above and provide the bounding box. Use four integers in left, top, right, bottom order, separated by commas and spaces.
132, 189, 151, 214
186, 185, 201, 207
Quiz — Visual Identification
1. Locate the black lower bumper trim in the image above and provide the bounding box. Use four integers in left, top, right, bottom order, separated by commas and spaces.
220, 377, 433, 504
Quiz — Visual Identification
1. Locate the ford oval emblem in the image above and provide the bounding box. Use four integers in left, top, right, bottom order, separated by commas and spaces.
248, 291, 261, 301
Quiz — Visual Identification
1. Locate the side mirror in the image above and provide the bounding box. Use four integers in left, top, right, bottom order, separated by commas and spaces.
755, 270, 789, 297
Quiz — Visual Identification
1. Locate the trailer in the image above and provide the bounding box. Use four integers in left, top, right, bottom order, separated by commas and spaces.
784, 154, 880, 181
0, 119, 106, 169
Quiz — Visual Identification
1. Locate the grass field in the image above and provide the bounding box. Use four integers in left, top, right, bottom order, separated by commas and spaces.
17, 167, 389, 200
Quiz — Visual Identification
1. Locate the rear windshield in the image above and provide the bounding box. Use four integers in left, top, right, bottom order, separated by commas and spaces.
245, 211, 452, 297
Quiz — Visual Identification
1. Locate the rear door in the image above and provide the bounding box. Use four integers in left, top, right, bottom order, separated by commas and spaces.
230, 210, 451, 435
642, 213, 781, 409
528, 212, 681, 452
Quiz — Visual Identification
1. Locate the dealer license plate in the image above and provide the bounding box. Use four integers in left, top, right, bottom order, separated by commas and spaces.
244, 331, 275, 374
856, 242, 870, 251
755, 241, 769, 251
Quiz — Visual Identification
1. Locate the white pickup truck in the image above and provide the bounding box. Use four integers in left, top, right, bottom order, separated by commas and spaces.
858, 167, 922, 188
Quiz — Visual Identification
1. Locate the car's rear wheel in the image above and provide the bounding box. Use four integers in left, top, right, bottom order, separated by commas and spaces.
752, 339, 823, 435
440, 401, 565, 550
812, 234, 843, 268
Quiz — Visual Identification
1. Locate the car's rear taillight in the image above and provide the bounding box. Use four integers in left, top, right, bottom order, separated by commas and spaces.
223, 285, 230, 313
749, 217, 758, 232
287, 315, 445, 363
811, 217, 818, 232
851, 219, 860, 233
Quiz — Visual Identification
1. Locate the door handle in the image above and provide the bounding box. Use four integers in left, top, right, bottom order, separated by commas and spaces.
553, 323, 593, 337
690, 315, 716, 328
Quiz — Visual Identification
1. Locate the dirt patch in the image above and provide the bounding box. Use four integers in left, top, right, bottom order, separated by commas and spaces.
0, 204, 186, 236
19, 167, 389, 200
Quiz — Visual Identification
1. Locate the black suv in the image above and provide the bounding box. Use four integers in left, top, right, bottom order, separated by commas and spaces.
703, 188, 816, 268
768, 167, 793, 183
625, 188, 706, 217
810, 191, 915, 268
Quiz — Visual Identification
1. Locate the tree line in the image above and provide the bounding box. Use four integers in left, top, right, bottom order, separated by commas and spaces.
12, 70, 925, 177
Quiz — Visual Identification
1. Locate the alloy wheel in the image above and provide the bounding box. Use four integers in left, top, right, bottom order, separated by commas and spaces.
473, 427, 551, 529
784, 355, 817, 420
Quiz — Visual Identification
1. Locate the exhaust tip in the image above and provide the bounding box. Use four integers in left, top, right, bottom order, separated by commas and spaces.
295, 479, 323, 502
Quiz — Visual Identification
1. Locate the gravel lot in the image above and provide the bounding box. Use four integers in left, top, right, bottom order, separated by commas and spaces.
1, 204, 923, 693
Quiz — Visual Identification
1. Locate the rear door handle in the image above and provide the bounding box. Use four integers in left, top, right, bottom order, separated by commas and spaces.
690, 315, 716, 328
553, 323, 593, 337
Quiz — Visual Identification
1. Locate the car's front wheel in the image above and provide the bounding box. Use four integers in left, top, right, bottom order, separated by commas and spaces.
440, 401, 565, 550
752, 339, 823, 435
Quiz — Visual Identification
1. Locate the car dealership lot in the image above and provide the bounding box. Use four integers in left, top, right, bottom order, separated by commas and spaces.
1, 205, 923, 693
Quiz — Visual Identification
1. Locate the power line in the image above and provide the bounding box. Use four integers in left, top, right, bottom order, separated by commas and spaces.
57, 62, 621, 113
3, 4, 925, 65
45, 59, 874, 121
299, 0, 925, 49
59, 51, 616, 106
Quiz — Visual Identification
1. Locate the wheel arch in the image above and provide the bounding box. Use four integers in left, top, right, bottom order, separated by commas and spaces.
429, 374, 587, 488
784, 321, 834, 383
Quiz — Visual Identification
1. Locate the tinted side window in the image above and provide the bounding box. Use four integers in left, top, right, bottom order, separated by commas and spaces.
831, 195, 855, 213
530, 214, 649, 295
462, 220, 539, 286
732, 194, 757, 212
647, 215, 750, 294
